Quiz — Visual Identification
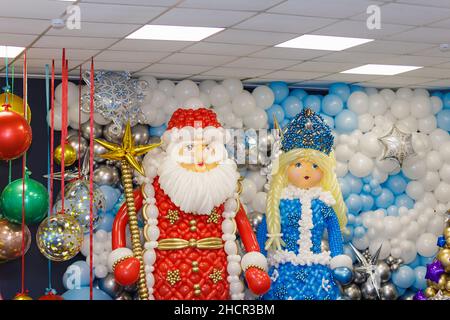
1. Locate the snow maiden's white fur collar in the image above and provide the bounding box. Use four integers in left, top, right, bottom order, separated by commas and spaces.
281, 185, 335, 206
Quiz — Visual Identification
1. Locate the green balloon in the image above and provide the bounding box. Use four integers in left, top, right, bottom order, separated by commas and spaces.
0, 177, 49, 224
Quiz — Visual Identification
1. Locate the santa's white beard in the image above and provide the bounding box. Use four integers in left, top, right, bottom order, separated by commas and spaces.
158, 156, 239, 215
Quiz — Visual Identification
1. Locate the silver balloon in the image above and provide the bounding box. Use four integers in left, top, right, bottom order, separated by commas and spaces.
123, 283, 137, 293
390, 263, 400, 271
94, 141, 108, 163
378, 125, 416, 166
361, 280, 378, 300
103, 122, 125, 144
385, 256, 395, 265
67, 135, 88, 160
98, 273, 123, 298
353, 271, 367, 284
250, 212, 263, 231
81, 121, 103, 140
132, 124, 150, 145
343, 284, 361, 300
376, 261, 391, 283
67, 129, 79, 139
93, 165, 120, 186
380, 282, 398, 300
399, 290, 415, 300
115, 292, 133, 300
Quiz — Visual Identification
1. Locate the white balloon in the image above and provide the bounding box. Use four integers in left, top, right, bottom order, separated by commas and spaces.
359, 132, 382, 157
435, 182, 450, 203
222, 78, 243, 97
431, 96, 443, 114
184, 97, 205, 110
140, 76, 158, 90
149, 110, 166, 127
414, 88, 429, 97
231, 91, 256, 117
416, 233, 438, 257
94, 112, 111, 125
369, 239, 391, 260
418, 115, 437, 134
412, 133, 431, 154
400, 240, 417, 264
426, 150, 443, 171
199, 92, 211, 108
199, 80, 217, 95
365, 87, 378, 96
376, 158, 399, 174
358, 114, 374, 132
396, 87, 413, 100
440, 141, 450, 163
174, 80, 199, 102
380, 89, 396, 105
384, 216, 401, 238
149, 89, 167, 109
397, 116, 418, 133
68, 103, 89, 128
54, 81, 80, 106
352, 236, 369, 250
246, 171, 267, 191
251, 192, 267, 213
374, 115, 393, 131
348, 152, 374, 178
402, 156, 427, 180
158, 79, 175, 96
47, 106, 65, 131
209, 85, 231, 107
347, 91, 369, 114
240, 179, 257, 204
427, 216, 445, 236
243, 108, 268, 129
368, 94, 387, 116
423, 192, 438, 208
430, 129, 450, 150
140, 103, 157, 124
335, 144, 353, 162
252, 85, 275, 110
335, 161, 348, 177
406, 181, 425, 200
390, 99, 410, 120
372, 167, 388, 183
163, 97, 179, 115
410, 95, 432, 119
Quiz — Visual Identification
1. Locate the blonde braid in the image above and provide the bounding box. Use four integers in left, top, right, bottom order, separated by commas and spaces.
265, 169, 286, 251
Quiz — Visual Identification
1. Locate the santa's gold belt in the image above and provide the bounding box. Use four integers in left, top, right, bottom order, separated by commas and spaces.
157, 237, 223, 250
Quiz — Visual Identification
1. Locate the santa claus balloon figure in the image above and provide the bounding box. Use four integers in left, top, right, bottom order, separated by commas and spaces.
108, 108, 271, 300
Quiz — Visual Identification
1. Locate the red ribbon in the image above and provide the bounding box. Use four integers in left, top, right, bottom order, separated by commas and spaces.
20, 50, 27, 294
60, 49, 68, 212
78, 65, 82, 178
50, 60, 55, 214
89, 57, 95, 301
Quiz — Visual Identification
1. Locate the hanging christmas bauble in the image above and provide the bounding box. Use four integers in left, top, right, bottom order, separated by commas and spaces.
0, 218, 31, 262
13, 292, 33, 300
0, 174, 49, 225
38, 291, 64, 300
36, 214, 83, 262
0, 105, 32, 160
54, 143, 77, 167
0, 93, 32, 123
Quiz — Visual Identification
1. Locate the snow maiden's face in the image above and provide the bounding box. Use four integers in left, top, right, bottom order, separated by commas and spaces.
287, 158, 324, 189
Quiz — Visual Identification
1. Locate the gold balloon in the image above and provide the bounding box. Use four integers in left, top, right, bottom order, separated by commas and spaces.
13, 293, 33, 300
36, 214, 83, 262
0, 93, 31, 123
0, 219, 31, 262
424, 287, 437, 298
438, 274, 448, 290
444, 227, 450, 240
54, 143, 77, 167
438, 248, 450, 268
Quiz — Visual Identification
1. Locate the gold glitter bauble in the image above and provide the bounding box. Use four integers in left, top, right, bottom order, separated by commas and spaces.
13, 293, 33, 300
438, 248, 450, 268
36, 214, 83, 262
54, 143, 77, 167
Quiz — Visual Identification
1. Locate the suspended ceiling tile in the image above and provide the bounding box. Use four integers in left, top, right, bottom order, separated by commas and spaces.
262, 70, 328, 81
429, 17, 450, 28
201, 67, 270, 78
400, 67, 450, 78
83, 60, 149, 72
287, 61, 359, 73
179, 0, 284, 11
381, 54, 450, 66
95, 50, 169, 63
0, 18, 50, 35
140, 63, 211, 74
311, 20, 413, 40
205, 29, 297, 46
367, 76, 434, 85
133, 72, 190, 80
317, 73, 384, 82
27, 48, 99, 61
34, 35, 117, 50
109, 39, 192, 52
0, 0, 67, 19
81, 0, 178, 6
249, 47, 330, 60
26, 58, 85, 68
225, 57, 299, 70
159, 53, 237, 66
151, 8, 256, 28
355, 82, 396, 88
0, 33, 37, 47
268, 0, 382, 19
351, 3, 450, 25
397, 0, 450, 8
182, 42, 264, 56
434, 62, 450, 69
412, 46, 450, 57
78, 3, 166, 24
234, 14, 337, 34
387, 27, 450, 44
347, 40, 434, 55
46, 22, 140, 38
313, 52, 398, 64
415, 79, 450, 87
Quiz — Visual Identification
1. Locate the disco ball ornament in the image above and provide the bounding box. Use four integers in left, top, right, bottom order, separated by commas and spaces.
53, 179, 105, 232
36, 214, 83, 262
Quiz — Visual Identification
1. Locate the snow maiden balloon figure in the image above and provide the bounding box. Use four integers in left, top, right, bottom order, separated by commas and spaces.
258, 108, 353, 300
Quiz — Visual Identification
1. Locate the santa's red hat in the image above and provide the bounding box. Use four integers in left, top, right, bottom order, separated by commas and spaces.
162, 108, 229, 146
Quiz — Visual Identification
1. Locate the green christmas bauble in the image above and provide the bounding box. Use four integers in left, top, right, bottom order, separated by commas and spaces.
0, 177, 49, 224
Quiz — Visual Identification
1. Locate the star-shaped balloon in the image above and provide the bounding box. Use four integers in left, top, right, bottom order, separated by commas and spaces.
350, 243, 382, 299
378, 125, 416, 166
95, 122, 160, 176
425, 260, 445, 283
413, 290, 426, 300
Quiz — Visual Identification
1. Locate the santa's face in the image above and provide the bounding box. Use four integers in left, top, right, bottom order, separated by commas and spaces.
177, 139, 220, 173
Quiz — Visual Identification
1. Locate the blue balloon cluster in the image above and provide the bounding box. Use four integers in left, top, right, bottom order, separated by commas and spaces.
96, 185, 123, 232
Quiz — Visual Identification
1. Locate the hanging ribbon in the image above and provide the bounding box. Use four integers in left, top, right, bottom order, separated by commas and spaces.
60, 49, 68, 212
4, 55, 12, 183
78, 65, 82, 178
50, 60, 55, 214
88, 57, 95, 300
45, 63, 53, 292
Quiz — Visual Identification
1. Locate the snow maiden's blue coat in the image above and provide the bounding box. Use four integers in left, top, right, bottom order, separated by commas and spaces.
257, 185, 344, 300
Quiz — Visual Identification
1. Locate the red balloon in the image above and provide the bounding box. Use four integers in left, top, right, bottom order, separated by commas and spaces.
38, 292, 64, 300
114, 257, 140, 286
245, 267, 271, 295
0, 107, 32, 160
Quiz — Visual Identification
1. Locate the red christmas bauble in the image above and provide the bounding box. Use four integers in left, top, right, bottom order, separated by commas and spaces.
114, 257, 140, 286
38, 292, 64, 300
0, 107, 32, 160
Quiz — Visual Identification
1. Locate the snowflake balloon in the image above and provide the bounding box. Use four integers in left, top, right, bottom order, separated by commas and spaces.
82, 70, 148, 134
378, 125, 416, 166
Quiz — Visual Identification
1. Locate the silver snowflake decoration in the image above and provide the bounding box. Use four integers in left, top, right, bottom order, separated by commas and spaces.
378, 125, 416, 166
350, 243, 383, 299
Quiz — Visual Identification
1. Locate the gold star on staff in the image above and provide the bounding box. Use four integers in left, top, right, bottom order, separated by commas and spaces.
95, 122, 161, 176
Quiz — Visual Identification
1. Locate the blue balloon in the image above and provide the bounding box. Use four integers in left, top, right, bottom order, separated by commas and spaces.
335, 110, 358, 133
420, 255, 436, 265
385, 174, 408, 195
346, 194, 362, 215
396, 286, 406, 296
347, 214, 356, 225
290, 88, 308, 101
149, 124, 167, 137
437, 109, 450, 130
329, 83, 351, 102
350, 85, 364, 93
280, 118, 290, 128
63, 261, 90, 289
343, 244, 356, 263
375, 188, 395, 209
303, 95, 321, 113
392, 265, 415, 289
371, 186, 382, 197
408, 255, 421, 269
321, 114, 335, 129
343, 226, 353, 243
360, 194, 374, 211
413, 266, 427, 290
333, 267, 352, 285
395, 194, 414, 209
97, 212, 114, 232
362, 184, 371, 193
322, 94, 344, 116
346, 174, 363, 194
443, 92, 450, 109
99, 185, 121, 212
387, 205, 399, 216
354, 226, 366, 238
354, 216, 362, 226
266, 104, 285, 125
269, 81, 289, 104
432, 91, 443, 99
62, 287, 113, 300
339, 178, 351, 199
281, 96, 302, 118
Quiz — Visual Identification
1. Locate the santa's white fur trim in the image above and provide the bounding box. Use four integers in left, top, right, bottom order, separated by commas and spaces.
241, 252, 268, 272
162, 126, 230, 145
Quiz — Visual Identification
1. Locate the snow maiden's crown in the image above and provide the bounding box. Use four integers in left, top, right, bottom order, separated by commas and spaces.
281, 108, 334, 155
